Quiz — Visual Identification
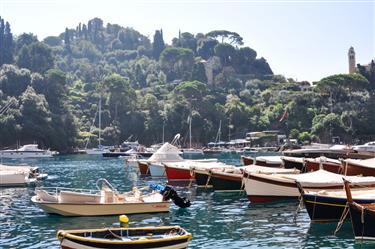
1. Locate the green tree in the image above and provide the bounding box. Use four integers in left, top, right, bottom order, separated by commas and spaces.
206, 30, 244, 46
16, 42, 54, 73
152, 29, 165, 60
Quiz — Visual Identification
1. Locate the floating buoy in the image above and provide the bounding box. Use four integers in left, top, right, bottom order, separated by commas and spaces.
119, 215, 129, 227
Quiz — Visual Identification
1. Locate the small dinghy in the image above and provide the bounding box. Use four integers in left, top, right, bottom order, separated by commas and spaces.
57, 225, 192, 249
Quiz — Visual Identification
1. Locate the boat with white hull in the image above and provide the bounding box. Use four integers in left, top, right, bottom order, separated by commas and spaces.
0, 164, 48, 186
31, 179, 170, 216
0, 144, 54, 159
243, 169, 375, 203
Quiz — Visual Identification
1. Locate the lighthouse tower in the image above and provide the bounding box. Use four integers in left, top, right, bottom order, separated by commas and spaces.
348, 47, 356, 74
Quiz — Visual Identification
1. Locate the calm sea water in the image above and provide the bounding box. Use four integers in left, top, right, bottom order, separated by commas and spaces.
0, 154, 372, 248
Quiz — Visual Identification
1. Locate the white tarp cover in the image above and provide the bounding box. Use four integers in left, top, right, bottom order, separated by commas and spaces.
281, 169, 375, 186
256, 156, 282, 164
243, 165, 300, 174
147, 143, 183, 162
344, 158, 375, 168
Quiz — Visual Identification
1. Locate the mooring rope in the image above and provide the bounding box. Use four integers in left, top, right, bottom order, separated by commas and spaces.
334, 202, 349, 235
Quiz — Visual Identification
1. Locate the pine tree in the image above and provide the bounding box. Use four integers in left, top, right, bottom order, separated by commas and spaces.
4, 21, 13, 64
64, 27, 71, 53
0, 18, 5, 65
152, 29, 165, 60
82, 24, 88, 39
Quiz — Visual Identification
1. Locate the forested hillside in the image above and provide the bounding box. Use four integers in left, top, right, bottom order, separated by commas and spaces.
0, 17, 374, 152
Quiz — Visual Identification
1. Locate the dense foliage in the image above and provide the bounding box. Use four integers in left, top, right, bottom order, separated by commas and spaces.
0, 17, 374, 152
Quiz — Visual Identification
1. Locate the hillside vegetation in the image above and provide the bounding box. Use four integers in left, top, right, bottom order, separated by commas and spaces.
0, 17, 374, 152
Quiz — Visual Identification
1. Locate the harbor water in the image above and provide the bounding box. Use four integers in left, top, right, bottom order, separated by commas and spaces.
0, 154, 372, 248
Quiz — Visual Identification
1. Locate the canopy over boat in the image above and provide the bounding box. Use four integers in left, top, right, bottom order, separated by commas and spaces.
343, 158, 375, 169
243, 165, 300, 174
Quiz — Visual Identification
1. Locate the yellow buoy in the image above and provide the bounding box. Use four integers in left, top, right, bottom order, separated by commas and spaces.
119, 215, 129, 227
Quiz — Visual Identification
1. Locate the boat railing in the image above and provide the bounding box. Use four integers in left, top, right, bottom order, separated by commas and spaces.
96, 178, 119, 194
35, 186, 102, 196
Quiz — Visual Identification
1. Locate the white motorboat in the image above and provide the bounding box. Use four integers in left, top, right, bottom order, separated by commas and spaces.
0, 164, 48, 186
0, 144, 54, 158
139, 143, 184, 177
31, 179, 171, 216
353, 141, 375, 153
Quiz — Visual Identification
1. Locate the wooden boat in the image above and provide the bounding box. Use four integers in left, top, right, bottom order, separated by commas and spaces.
163, 160, 223, 181
298, 185, 375, 223
243, 169, 375, 203
241, 156, 254, 166
31, 179, 171, 216
194, 164, 236, 187
281, 156, 305, 171
344, 180, 375, 240
138, 160, 151, 176
57, 225, 192, 249
283, 144, 372, 159
210, 165, 299, 192
341, 158, 375, 176
254, 156, 283, 167
304, 157, 342, 174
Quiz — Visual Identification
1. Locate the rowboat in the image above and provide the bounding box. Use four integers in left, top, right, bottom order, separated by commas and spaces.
31, 179, 171, 216
254, 156, 283, 167
304, 157, 342, 173
241, 156, 254, 166
344, 179, 375, 240
341, 158, 375, 176
163, 160, 223, 181
210, 165, 299, 192
281, 156, 305, 171
298, 185, 375, 223
57, 226, 192, 249
243, 169, 375, 203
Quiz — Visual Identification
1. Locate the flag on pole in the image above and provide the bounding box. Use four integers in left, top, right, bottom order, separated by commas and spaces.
279, 109, 289, 122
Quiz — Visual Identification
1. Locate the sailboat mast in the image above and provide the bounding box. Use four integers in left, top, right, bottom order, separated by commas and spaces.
98, 95, 102, 147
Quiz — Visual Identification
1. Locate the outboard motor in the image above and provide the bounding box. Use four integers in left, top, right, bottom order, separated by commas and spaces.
150, 184, 191, 208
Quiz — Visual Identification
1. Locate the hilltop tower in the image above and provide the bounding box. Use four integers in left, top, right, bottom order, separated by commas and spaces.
348, 47, 356, 74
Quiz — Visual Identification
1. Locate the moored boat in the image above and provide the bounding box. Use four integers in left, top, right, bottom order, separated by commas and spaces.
344, 179, 375, 240
298, 185, 375, 223
211, 165, 299, 192
57, 225, 192, 249
341, 158, 375, 176
255, 156, 283, 167
304, 157, 342, 174
241, 156, 254, 166
281, 156, 305, 171
243, 169, 375, 203
163, 160, 221, 181
32, 179, 171, 216
0, 144, 54, 158
0, 164, 48, 187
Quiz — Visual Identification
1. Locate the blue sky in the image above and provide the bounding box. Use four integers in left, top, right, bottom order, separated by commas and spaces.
0, 0, 374, 82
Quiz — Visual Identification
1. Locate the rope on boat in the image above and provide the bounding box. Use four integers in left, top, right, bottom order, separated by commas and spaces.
293, 193, 304, 223
334, 202, 349, 235
107, 228, 124, 240
205, 173, 211, 189
188, 168, 195, 188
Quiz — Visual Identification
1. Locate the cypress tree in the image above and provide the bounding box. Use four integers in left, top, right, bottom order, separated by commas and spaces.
4, 21, 13, 64
82, 24, 88, 39
152, 29, 165, 60
0, 18, 4, 65
64, 28, 71, 53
